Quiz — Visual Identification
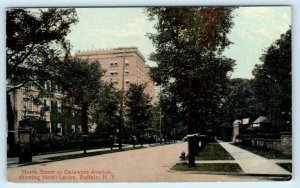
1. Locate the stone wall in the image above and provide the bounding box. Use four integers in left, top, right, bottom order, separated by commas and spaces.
281, 134, 292, 155
247, 138, 282, 151
239, 132, 292, 155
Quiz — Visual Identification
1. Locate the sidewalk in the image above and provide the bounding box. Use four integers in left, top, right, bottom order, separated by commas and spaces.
217, 140, 291, 176
7, 142, 164, 168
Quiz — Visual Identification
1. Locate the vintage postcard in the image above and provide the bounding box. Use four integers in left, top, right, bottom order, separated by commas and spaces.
6, 6, 292, 182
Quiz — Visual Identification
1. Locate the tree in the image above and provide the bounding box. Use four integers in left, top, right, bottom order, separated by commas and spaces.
146, 105, 162, 139
214, 78, 259, 139
90, 83, 121, 140
224, 79, 258, 121
252, 28, 291, 131
7, 8, 78, 91
125, 83, 152, 147
146, 7, 236, 167
6, 8, 78, 156
56, 57, 105, 154
159, 84, 184, 142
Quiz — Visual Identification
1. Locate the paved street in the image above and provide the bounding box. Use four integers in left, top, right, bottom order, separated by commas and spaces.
7, 142, 285, 182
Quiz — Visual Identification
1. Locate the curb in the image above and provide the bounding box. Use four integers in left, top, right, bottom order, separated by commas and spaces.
168, 169, 292, 179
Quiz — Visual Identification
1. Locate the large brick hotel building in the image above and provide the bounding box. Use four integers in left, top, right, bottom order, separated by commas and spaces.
75, 47, 155, 99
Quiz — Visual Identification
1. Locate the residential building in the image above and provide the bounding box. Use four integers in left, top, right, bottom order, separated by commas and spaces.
7, 83, 81, 146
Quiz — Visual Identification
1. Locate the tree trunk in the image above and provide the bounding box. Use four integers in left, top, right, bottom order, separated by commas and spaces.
81, 102, 88, 155
187, 78, 196, 167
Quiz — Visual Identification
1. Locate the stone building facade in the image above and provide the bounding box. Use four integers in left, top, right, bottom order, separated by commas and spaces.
7, 83, 81, 144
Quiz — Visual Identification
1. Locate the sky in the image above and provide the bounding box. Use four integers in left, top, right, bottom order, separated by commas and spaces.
223, 7, 291, 78
66, 7, 291, 79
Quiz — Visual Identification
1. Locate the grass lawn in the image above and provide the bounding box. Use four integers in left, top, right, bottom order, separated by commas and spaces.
277, 163, 292, 172
171, 163, 243, 173
195, 143, 234, 160
233, 144, 292, 159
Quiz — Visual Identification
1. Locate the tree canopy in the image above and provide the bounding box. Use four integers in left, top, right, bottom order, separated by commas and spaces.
6, 8, 78, 92
146, 7, 236, 117
252, 28, 291, 130
224, 78, 258, 121
125, 83, 152, 139
90, 83, 122, 139
147, 7, 235, 84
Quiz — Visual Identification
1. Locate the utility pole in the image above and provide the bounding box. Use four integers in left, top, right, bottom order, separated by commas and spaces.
159, 86, 162, 144
159, 106, 162, 144
119, 48, 126, 150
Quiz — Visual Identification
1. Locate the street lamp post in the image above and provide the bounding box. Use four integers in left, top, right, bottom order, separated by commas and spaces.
19, 105, 33, 163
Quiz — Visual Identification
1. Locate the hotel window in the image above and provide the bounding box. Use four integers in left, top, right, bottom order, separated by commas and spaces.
125, 70, 129, 76
110, 60, 118, 67
125, 59, 129, 66
125, 80, 130, 85
110, 71, 118, 76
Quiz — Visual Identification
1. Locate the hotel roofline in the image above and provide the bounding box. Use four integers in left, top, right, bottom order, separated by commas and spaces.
75, 47, 146, 63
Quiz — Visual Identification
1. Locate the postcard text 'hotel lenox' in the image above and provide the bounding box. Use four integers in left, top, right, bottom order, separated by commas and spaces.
19, 169, 115, 181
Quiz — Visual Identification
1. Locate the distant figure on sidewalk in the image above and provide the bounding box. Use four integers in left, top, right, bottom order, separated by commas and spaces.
132, 136, 137, 148
109, 135, 114, 151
